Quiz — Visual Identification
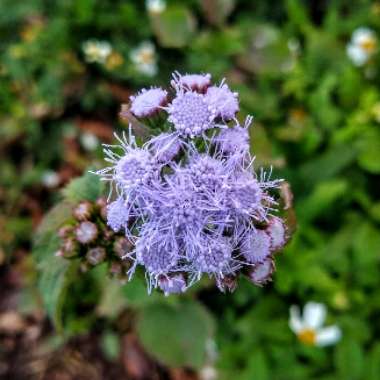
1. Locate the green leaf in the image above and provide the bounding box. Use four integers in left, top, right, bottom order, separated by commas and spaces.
357, 129, 380, 174
243, 350, 269, 380
335, 339, 364, 380
33, 201, 73, 263
150, 6, 196, 48
101, 331, 120, 360
237, 24, 295, 76
137, 300, 215, 369
62, 170, 104, 203
96, 277, 126, 318
296, 179, 348, 223
121, 275, 162, 307
38, 255, 78, 331
298, 144, 357, 186
367, 343, 380, 380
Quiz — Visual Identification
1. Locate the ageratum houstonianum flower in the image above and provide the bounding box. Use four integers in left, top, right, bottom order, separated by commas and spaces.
130, 87, 168, 118
95, 72, 289, 294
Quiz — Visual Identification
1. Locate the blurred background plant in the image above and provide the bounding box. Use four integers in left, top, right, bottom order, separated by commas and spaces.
1, 1, 380, 379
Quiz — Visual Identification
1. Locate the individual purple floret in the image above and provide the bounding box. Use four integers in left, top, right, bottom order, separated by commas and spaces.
148, 133, 182, 162
205, 82, 239, 120
135, 232, 179, 276
184, 153, 226, 191
158, 273, 187, 296
95, 71, 289, 294
130, 87, 168, 118
96, 130, 160, 194
240, 229, 271, 264
214, 117, 252, 155
107, 197, 130, 232
167, 91, 217, 137
171, 71, 212, 93
247, 258, 275, 285
267, 217, 287, 251
115, 149, 156, 188
192, 236, 233, 275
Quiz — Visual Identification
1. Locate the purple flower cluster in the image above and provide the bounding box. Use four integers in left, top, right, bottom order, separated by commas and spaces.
96, 72, 287, 294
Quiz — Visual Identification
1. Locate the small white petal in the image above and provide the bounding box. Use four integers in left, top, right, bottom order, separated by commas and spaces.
352, 27, 375, 45
289, 305, 304, 333
315, 325, 342, 347
347, 44, 368, 66
303, 302, 326, 330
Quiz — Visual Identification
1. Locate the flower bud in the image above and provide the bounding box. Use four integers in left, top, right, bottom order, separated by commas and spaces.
75, 221, 98, 244
247, 258, 275, 286
73, 201, 92, 221
86, 247, 106, 265
113, 237, 133, 258
96, 197, 108, 220
56, 238, 78, 258
266, 217, 286, 252
58, 225, 73, 239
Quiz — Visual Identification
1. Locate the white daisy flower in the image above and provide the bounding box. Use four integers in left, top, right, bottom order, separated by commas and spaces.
347, 27, 377, 66
130, 41, 158, 77
82, 40, 112, 64
289, 302, 341, 347
146, 0, 166, 14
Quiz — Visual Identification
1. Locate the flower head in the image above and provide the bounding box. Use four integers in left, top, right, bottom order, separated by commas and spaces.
107, 197, 130, 232
205, 82, 239, 120
148, 133, 182, 162
247, 258, 274, 285
130, 87, 168, 118
130, 41, 158, 76
97, 130, 159, 192
95, 72, 289, 294
240, 229, 271, 264
192, 236, 233, 275
289, 302, 342, 347
82, 40, 112, 64
266, 216, 286, 251
213, 117, 251, 155
347, 27, 377, 66
168, 91, 216, 137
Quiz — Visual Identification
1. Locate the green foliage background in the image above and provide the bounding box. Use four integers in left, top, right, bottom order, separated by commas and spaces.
1, 0, 380, 379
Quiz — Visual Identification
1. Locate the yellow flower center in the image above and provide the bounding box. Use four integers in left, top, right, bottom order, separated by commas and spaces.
297, 328, 316, 345
139, 50, 154, 64
359, 37, 377, 53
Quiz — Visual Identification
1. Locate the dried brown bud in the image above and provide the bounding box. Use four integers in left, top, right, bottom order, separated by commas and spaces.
73, 201, 92, 221
113, 237, 133, 258
96, 197, 107, 220
216, 274, 237, 293
75, 221, 98, 244
86, 247, 106, 265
